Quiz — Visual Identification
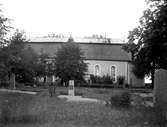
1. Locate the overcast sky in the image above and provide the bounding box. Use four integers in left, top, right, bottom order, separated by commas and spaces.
1, 0, 147, 39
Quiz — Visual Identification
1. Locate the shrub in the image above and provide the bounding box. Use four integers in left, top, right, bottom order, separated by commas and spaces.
117, 76, 125, 85
24, 82, 34, 87
35, 82, 44, 87
103, 75, 113, 84
110, 91, 131, 108
90, 75, 100, 84
0, 82, 10, 88
75, 79, 86, 87
59, 91, 83, 96
124, 83, 131, 88
90, 74, 113, 84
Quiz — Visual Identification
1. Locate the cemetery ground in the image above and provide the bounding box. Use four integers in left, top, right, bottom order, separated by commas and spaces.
0, 86, 164, 127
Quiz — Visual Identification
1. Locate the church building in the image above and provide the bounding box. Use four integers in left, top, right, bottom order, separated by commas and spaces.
26, 36, 144, 87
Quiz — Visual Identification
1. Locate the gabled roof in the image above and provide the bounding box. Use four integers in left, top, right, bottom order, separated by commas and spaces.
26, 42, 131, 61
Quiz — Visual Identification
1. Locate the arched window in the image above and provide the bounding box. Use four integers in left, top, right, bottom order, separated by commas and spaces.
95, 65, 100, 76
111, 65, 116, 82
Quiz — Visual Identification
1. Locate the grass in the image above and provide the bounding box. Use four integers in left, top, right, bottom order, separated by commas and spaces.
0, 87, 164, 127
56, 87, 125, 101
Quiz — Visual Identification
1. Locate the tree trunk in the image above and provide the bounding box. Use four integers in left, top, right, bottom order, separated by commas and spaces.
10, 73, 16, 89
151, 61, 155, 89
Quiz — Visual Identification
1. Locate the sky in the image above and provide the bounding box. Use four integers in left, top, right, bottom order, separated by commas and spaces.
0, 0, 148, 39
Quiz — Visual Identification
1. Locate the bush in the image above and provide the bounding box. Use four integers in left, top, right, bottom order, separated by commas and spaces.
59, 91, 83, 96
0, 82, 10, 88
35, 82, 44, 87
124, 83, 131, 88
75, 79, 86, 87
117, 76, 125, 86
110, 91, 131, 108
90, 74, 113, 84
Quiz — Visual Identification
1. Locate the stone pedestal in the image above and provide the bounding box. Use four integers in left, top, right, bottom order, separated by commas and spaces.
68, 80, 74, 96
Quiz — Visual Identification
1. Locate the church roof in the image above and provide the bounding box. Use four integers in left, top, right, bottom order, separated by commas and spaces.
26, 42, 131, 61
30, 36, 123, 43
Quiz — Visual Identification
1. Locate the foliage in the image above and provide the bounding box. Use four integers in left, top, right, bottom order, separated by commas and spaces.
0, 49, 8, 81
0, 30, 26, 82
110, 91, 131, 108
5, 30, 26, 73
117, 76, 125, 85
17, 46, 40, 83
0, 11, 11, 80
54, 39, 87, 84
0, 13, 11, 47
90, 74, 113, 84
0, 30, 41, 84
8, 30, 40, 83
123, 0, 167, 87
0, 62, 8, 81
58, 91, 83, 96
0, 82, 10, 88
35, 49, 49, 78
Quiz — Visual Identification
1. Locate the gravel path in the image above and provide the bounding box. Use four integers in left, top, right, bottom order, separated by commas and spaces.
0, 88, 37, 95
58, 95, 105, 104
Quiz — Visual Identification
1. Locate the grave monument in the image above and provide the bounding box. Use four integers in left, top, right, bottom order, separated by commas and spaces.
154, 69, 167, 119
68, 80, 75, 96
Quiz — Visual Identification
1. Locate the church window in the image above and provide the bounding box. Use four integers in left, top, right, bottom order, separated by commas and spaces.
95, 65, 100, 76
111, 65, 117, 82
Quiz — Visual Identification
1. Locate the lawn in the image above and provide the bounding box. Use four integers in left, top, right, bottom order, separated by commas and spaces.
0, 87, 163, 127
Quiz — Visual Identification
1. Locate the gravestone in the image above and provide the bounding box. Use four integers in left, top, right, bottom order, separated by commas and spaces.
68, 80, 74, 96
154, 69, 167, 119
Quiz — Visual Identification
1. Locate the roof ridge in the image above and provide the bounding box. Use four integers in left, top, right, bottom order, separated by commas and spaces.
27, 41, 126, 45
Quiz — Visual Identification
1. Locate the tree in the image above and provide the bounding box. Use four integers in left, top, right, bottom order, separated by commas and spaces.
0, 30, 41, 88
54, 38, 87, 85
17, 46, 39, 83
0, 9, 41, 87
0, 14, 11, 47
35, 49, 50, 83
5, 30, 29, 88
0, 30, 26, 87
0, 9, 11, 82
123, 0, 167, 88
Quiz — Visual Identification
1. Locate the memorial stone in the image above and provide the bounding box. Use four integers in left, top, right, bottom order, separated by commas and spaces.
68, 80, 74, 96
154, 69, 167, 119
